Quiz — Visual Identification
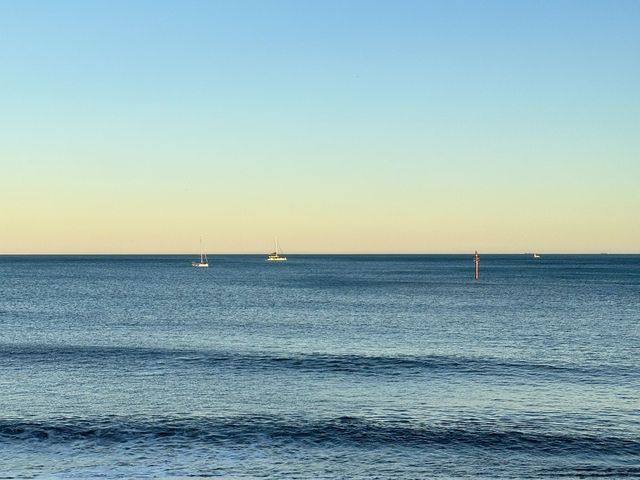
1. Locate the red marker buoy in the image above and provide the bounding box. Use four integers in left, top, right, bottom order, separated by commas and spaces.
474, 251, 479, 280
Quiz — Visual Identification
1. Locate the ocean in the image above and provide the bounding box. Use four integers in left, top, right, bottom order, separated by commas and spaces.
1, 254, 639, 479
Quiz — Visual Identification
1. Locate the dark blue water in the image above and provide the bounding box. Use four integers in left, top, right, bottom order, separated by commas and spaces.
1, 255, 639, 479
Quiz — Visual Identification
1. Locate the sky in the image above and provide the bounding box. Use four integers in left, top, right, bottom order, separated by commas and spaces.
1, 0, 638, 254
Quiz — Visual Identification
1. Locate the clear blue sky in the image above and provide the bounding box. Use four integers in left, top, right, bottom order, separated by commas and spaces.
1, 1, 638, 253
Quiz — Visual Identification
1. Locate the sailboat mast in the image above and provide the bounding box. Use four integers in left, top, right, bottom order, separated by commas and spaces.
200, 237, 203, 263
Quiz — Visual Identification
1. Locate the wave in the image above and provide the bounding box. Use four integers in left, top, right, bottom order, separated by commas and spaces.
540, 465, 640, 478
1, 415, 639, 457
1, 343, 634, 382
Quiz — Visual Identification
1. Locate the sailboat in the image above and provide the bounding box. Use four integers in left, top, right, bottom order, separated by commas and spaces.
533, 253, 541, 259
191, 238, 209, 267
266, 238, 287, 261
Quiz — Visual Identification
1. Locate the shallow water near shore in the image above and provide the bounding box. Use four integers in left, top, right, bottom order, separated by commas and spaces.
1, 254, 639, 478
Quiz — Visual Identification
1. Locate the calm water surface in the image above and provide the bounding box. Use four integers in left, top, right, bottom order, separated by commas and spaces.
1, 255, 639, 478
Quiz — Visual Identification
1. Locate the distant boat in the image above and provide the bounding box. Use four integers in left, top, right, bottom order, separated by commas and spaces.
533, 253, 541, 259
267, 238, 287, 262
192, 238, 209, 267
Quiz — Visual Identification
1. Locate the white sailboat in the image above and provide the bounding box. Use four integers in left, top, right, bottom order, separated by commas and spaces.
191, 238, 209, 267
266, 238, 287, 261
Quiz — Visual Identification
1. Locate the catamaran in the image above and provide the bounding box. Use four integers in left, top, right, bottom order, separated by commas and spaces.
267, 238, 287, 261
192, 238, 209, 267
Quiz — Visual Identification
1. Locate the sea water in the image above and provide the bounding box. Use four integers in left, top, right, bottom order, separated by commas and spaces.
1, 254, 639, 479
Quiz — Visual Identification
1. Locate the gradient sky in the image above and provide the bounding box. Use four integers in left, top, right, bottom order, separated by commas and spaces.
1, 0, 638, 253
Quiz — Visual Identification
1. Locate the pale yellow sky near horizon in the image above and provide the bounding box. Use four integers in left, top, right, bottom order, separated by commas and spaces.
2, 152, 638, 254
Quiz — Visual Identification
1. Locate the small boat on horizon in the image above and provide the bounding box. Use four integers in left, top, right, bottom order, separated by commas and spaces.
192, 238, 209, 267
533, 253, 541, 259
267, 238, 287, 262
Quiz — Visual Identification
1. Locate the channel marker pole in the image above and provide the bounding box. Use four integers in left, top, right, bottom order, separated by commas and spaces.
474, 251, 479, 280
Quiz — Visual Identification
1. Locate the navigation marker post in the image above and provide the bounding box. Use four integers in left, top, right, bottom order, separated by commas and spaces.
474, 251, 479, 280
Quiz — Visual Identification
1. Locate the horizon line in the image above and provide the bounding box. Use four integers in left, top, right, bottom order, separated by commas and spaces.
0, 252, 637, 256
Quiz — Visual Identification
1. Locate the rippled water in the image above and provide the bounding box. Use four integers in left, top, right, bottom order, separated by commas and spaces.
1, 254, 639, 478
